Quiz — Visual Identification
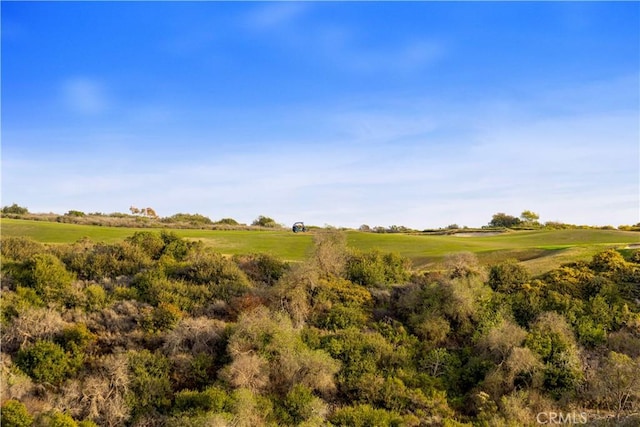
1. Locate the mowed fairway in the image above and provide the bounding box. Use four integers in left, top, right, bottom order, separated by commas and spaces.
2, 218, 639, 275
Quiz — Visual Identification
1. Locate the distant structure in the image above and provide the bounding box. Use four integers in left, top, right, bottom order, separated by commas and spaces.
130, 205, 157, 218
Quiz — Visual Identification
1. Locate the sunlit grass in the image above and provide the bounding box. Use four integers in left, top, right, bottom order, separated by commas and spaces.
2, 218, 638, 274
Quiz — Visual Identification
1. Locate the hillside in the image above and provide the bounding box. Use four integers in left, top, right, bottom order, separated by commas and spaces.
1, 225, 640, 426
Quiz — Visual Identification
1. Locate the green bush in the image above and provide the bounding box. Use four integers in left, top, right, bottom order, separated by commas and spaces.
164, 213, 213, 225
127, 350, 173, 418
15, 340, 80, 385
346, 250, 410, 288
173, 386, 230, 415
215, 218, 239, 225
1, 237, 45, 261
1, 399, 33, 427
330, 404, 404, 426
23, 253, 75, 303
176, 252, 251, 301
1, 203, 28, 215
279, 384, 323, 425
140, 302, 183, 332
252, 215, 278, 228
62, 241, 152, 280
234, 253, 290, 286
126, 231, 166, 260
488, 260, 529, 293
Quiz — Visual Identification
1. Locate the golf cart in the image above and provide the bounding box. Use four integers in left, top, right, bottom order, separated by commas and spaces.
292, 222, 307, 233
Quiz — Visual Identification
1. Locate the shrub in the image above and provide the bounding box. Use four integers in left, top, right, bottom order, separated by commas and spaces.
234, 253, 290, 286
1, 203, 28, 215
1, 237, 45, 261
15, 340, 79, 386
140, 302, 183, 332
176, 252, 251, 301
127, 350, 173, 418
62, 241, 152, 280
1, 399, 33, 427
65, 210, 86, 217
38, 411, 79, 427
329, 404, 405, 426
280, 384, 327, 425
56, 323, 96, 353
164, 213, 213, 226
126, 231, 166, 260
215, 218, 240, 226
346, 250, 410, 287
590, 249, 627, 273
252, 215, 278, 228
84, 284, 108, 311
23, 253, 75, 303
488, 260, 529, 293
173, 386, 230, 415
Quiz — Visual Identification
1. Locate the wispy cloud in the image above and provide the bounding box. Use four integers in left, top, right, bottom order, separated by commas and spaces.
61, 77, 109, 115
243, 3, 309, 31
325, 37, 446, 74
4, 72, 637, 228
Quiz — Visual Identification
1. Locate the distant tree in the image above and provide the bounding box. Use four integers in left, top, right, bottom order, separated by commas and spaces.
65, 210, 86, 217
215, 217, 240, 225
252, 215, 278, 228
165, 213, 213, 225
359, 224, 371, 232
489, 213, 521, 228
143, 207, 157, 218
520, 210, 540, 223
2, 203, 28, 215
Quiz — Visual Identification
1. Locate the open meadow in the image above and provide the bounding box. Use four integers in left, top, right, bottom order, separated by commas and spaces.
2, 218, 638, 275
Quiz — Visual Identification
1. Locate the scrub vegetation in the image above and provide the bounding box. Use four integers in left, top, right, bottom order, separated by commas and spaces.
1, 216, 640, 425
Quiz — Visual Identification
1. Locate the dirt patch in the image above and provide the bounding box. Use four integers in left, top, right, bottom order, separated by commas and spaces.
626, 243, 640, 249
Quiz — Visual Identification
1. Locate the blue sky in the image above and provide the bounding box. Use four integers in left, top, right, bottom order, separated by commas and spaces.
2, 1, 638, 229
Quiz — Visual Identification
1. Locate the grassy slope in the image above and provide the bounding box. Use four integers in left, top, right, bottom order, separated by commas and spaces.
2, 218, 638, 275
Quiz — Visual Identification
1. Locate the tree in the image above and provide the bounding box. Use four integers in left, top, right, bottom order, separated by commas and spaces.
1, 203, 28, 215
252, 215, 278, 228
489, 213, 521, 228
520, 210, 540, 224
312, 230, 348, 278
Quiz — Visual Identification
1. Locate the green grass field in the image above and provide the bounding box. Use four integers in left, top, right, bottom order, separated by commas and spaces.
2, 218, 638, 275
